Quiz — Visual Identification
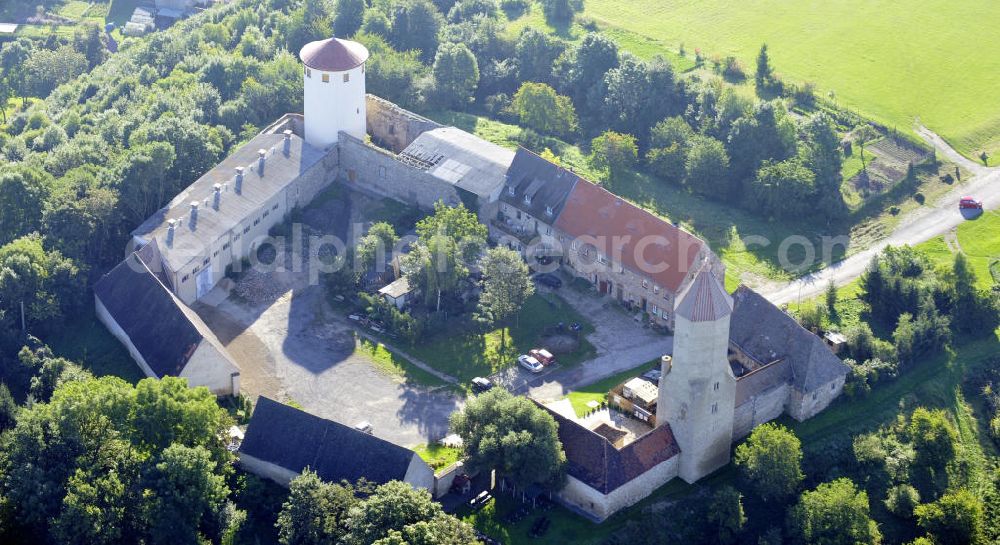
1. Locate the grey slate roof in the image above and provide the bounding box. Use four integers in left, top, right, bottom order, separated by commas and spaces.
132, 129, 326, 272
730, 285, 850, 393
240, 397, 419, 485
398, 127, 515, 199
675, 269, 732, 322
501, 148, 580, 221
536, 402, 679, 494
93, 241, 220, 377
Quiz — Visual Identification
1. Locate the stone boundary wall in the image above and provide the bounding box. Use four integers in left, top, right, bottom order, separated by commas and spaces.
366, 95, 442, 153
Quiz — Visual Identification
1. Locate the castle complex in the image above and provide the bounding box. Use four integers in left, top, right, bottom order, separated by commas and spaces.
94, 36, 849, 521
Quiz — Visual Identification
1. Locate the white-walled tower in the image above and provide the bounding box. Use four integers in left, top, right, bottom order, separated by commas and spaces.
656, 269, 736, 483
299, 37, 369, 149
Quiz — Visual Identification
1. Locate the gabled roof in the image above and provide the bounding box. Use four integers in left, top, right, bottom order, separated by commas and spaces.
398, 127, 515, 199
554, 178, 705, 293
537, 402, 679, 495
132, 126, 325, 272
378, 276, 413, 298
501, 148, 579, 221
730, 286, 850, 393
675, 269, 732, 322
94, 243, 214, 377
240, 397, 421, 485
299, 38, 369, 72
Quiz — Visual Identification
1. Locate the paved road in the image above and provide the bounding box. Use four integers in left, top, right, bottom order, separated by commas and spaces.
761, 127, 1000, 305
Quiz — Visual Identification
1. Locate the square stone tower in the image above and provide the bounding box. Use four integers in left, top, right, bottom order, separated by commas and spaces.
656, 269, 736, 483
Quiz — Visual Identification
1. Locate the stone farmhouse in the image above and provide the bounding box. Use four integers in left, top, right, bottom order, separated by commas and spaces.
91, 35, 848, 512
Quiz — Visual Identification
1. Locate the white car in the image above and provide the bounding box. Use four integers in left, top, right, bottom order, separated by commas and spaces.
518, 354, 544, 373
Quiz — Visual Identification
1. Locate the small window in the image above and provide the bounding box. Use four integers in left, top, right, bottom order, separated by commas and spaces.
213, 250, 219, 258
322, 73, 330, 83
203, 258, 209, 266
192, 266, 200, 274
272, 203, 279, 211
254, 218, 260, 226
234, 234, 241, 241
812, 393, 818, 401
243, 226, 250, 234
223, 242, 230, 250
651, 304, 658, 315
263, 210, 269, 218
343, 73, 350, 83
545, 205, 553, 216
832, 383, 836, 391
714, 382, 719, 391
508, 186, 515, 196
711, 403, 718, 414
378, 166, 386, 178
181, 275, 189, 283
642, 279, 649, 289
545, 227, 552, 235
653, 285, 660, 294
523, 194, 531, 205
305, 67, 311, 78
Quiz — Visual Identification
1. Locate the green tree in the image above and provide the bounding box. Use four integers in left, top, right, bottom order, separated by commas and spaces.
514, 27, 565, 85
755, 43, 773, 91
908, 407, 957, 475
431, 42, 480, 108
915, 489, 985, 545
590, 130, 638, 180
277, 470, 357, 545
374, 513, 478, 545
23, 45, 88, 97
555, 33, 618, 105
734, 423, 804, 502
539, 0, 583, 25
147, 444, 229, 545
357, 222, 400, 273
0, 234, 84, 330
476, 246, 534, 354
450, 388, 566, 488
334, 0, 366, 37
73, 21, 109, 69
646, 116, 694, 183
804, 114, 847, 220
749, 158, 816, 218
0, 383, 16, 431
788, 478, 882, 545
884, 484, 920, 519
415, 201, 488, 262
685, 136, 731, 196
708, 486, 745, 544
0, 166, 50, 245
511, 82, 577, 137
390, 0, 444, 62
854, 124, 878, 171
357, 34, 427, 108
346, 481, 445, 545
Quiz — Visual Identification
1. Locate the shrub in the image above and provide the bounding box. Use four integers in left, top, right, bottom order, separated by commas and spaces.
721, 56, 746, 81
885, 484, 920, 518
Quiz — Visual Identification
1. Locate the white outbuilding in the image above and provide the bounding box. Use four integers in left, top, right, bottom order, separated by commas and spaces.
299, 37, 369, 149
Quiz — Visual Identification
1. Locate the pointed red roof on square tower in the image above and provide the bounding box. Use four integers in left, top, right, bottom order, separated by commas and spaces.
674, 269, 732, 322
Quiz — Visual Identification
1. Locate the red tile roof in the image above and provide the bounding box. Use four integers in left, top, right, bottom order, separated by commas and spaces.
675, 269, 733, 322
299, 38, 369, 72
554, 180, 704, 292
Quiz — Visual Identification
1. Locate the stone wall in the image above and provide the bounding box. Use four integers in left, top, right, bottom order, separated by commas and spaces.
338, 133, 461, 210
403, 455, 436, 493
180, 341, 240, 396
366, 95, 441, 153
788, 376, 845, 421
95, 295, 158, 380
732, 382, 789, 438
238, 453, 300, 486
557, 456, 679, 522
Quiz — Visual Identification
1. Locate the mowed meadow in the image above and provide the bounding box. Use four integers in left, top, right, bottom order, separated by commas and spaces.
580, 0, 1000, 162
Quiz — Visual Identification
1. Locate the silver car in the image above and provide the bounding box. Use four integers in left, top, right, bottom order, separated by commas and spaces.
518, 354, 544, 373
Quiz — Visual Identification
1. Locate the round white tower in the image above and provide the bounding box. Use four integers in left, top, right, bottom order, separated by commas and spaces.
299, 37, 369, 149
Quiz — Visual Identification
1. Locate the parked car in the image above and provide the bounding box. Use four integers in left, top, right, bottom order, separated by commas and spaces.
534, 273, 562, 288
471, 377, 494, 393
959, 196, 983, 210
529, 348, 556, 366
517, 354, 544, 373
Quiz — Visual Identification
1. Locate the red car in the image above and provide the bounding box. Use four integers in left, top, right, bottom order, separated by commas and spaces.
959, 196, 983, 210
529, 348, 556, 366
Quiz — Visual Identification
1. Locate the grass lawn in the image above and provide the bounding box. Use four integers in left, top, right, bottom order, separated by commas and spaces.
915, 210, 1000, 290
564, 359, 659, 417
413, 443, 462, 470
57, 1, 93, 19
406, 292, 596, 382
44, 307, 144, 383
355, 337, 449, 388
574, 0, 1000, 163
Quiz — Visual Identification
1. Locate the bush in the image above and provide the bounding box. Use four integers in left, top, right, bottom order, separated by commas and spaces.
721, 56, 747, 82
885, 484, 920, 518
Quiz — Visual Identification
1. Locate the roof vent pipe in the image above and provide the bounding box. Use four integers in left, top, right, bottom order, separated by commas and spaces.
212, 184, 222, 210
258, 149, 267, 175
235, 166, 244, 194
166, 219, 176, 246
283, 129, 293, 156
189, 201, 199, 229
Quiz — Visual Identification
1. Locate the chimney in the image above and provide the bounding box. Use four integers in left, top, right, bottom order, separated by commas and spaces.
257, 149, 267, 175
213, 183, 222, 210
660, 354, 672, 375
283, 129, 293, 156
166, 219, 176, 246
234, 166, 244, 194
189, 201, 199, 229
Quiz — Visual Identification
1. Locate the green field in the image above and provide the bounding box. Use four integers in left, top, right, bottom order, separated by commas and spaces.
564, 359, 659, 417
916, 211, 1000, 289
576, 0, 1000, 163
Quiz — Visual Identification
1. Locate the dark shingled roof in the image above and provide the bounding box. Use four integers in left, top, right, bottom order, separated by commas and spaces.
501, 148, 580, 221
94, 242, 214, 377
240, 397, 418, 485
730, 285, 850, 393
299, 38, 369, 71
536, 402, 679, 494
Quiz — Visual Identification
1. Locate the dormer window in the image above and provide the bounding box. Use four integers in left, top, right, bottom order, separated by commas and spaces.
524, 194, 531, 205
508, 186, 515, 196
545, 205, 554, 216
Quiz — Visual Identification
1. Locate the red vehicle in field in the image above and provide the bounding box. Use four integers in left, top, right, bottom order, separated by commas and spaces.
528, 348, 556, 366
959, 196, 983, 210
